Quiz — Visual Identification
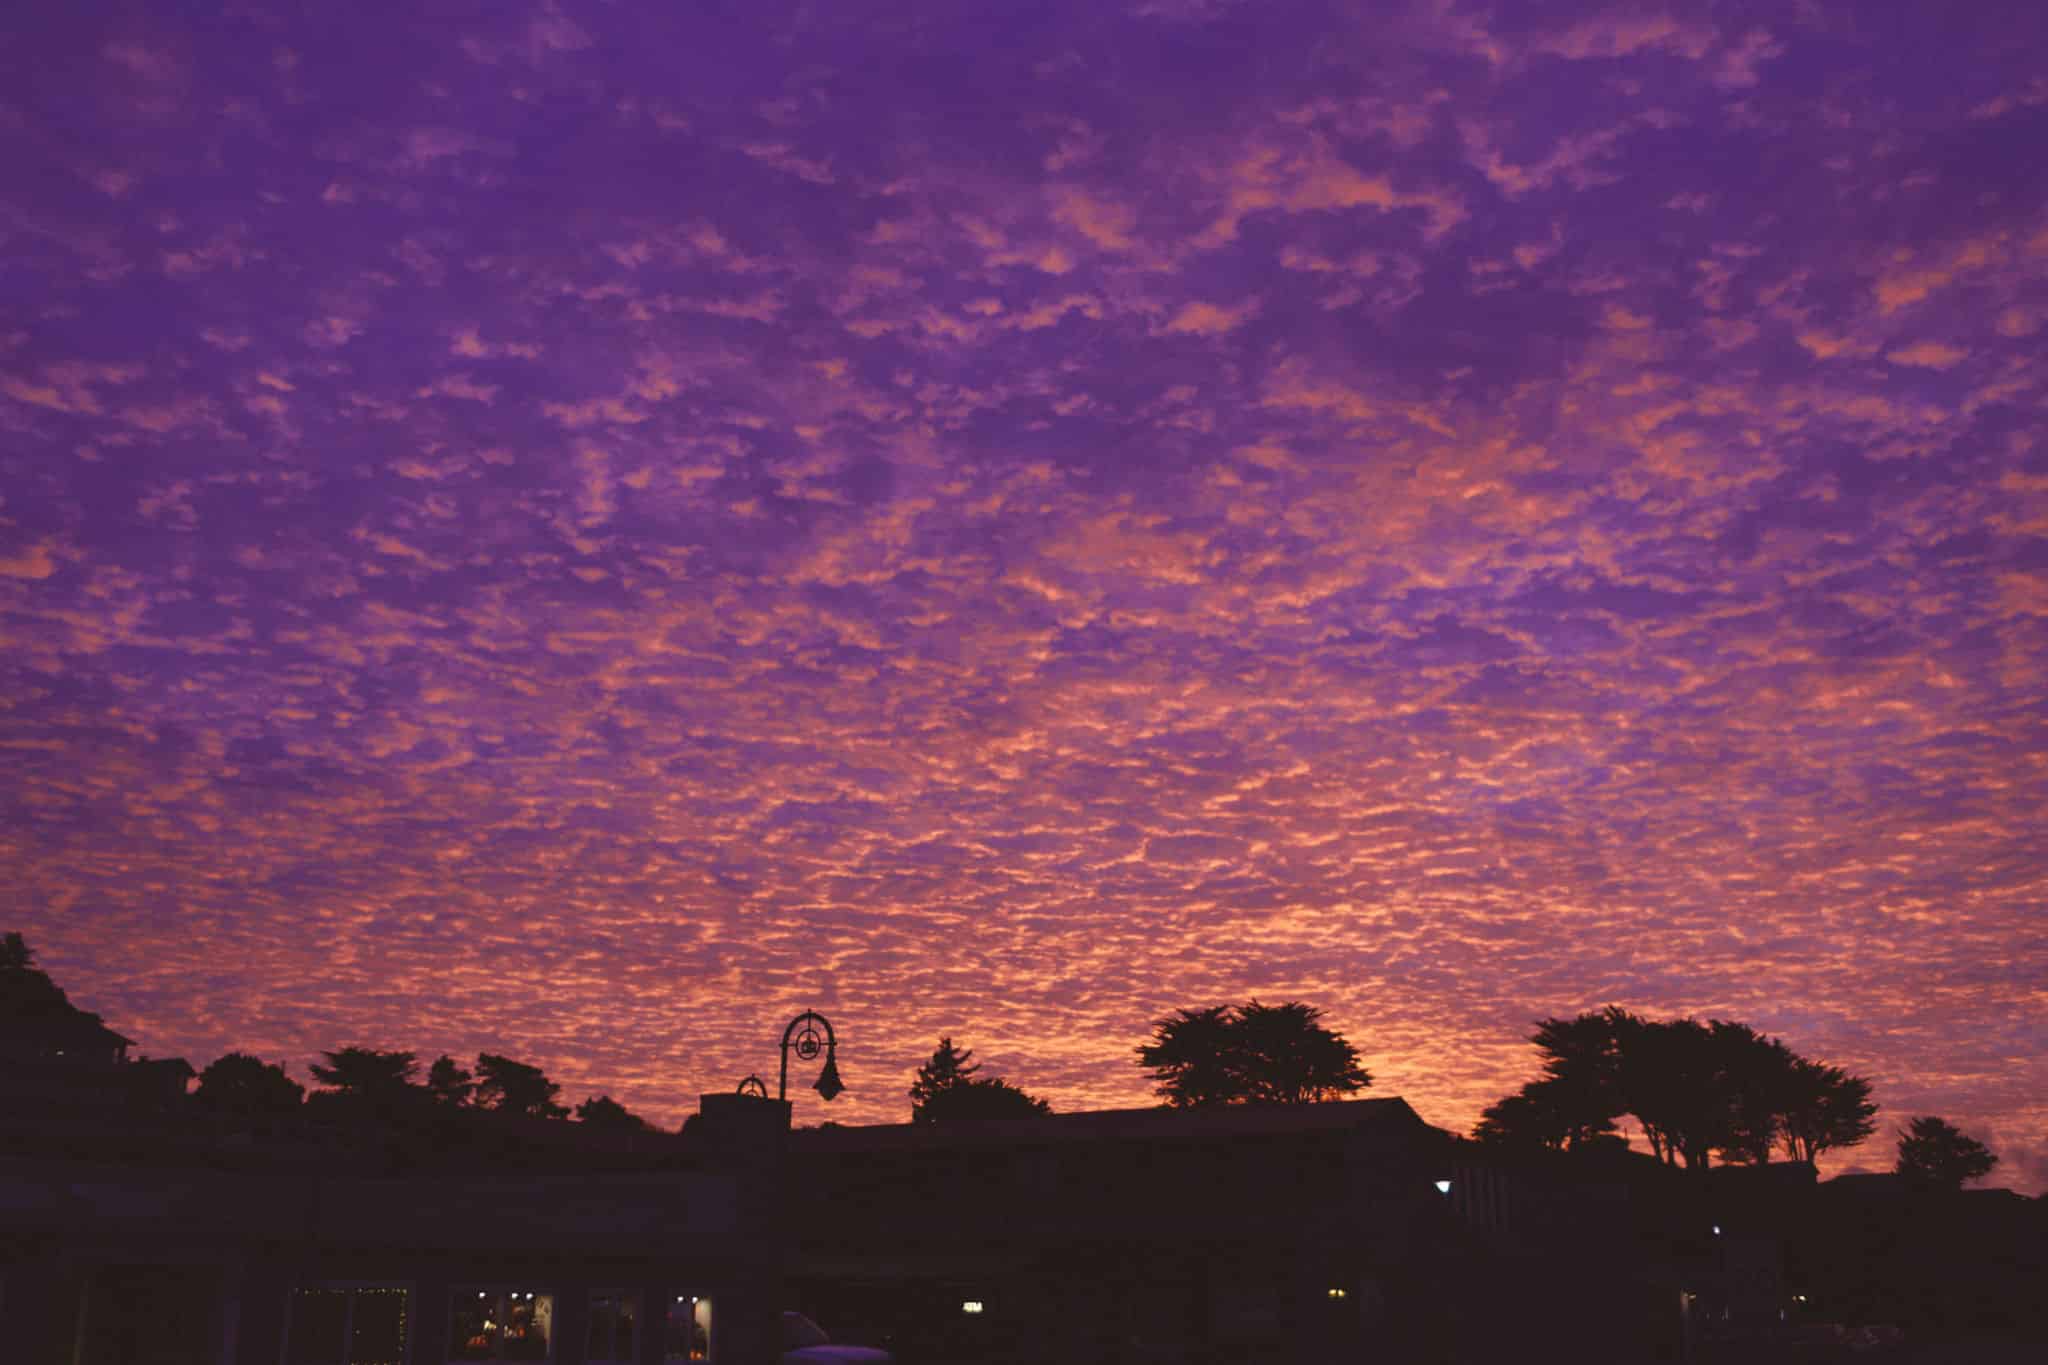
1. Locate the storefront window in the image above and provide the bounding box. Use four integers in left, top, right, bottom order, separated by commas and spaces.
663, 1294, 712, 1363
449, 1289, 554, 1360
285, 1285, 410, 1365
586, 1292, 638, 1363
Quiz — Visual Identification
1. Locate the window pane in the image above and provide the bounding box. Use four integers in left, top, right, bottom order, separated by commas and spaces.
449, 1291, 499, 1360
503, 1292, 553, 1360
347, 1288, 409, 1365
286, 1289, 348, 1365
589, 1293, 638, 1363
664, 1296, 711, 1363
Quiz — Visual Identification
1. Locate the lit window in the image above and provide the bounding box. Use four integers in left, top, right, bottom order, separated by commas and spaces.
961, 1300, 985, 1315
1326, 1287, 1349, 1300
449, 1289, 554, 1360
285, 1285, 410, 1365
663, 1294, 712, 1363
587, 1292, 639, 1364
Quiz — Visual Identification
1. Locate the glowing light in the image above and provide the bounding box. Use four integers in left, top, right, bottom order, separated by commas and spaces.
1434, 1179, 1452, 1194
1326, 1287, 1348, 1300
962, 1300, 985, 1315
1712, 1224, 1722, 1236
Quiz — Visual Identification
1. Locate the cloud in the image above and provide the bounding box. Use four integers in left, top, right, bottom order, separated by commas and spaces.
1885, 341, 1969, 370
0, 541, 59, 579
1161, 299, 1259, 336
2, 0, 2042, 1189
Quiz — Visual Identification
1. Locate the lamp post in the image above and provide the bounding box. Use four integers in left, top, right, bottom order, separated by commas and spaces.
778, 1011, 844, 1103
734, 1074, 769, 1098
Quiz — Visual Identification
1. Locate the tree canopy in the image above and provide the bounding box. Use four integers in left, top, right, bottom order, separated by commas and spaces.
426, 1053, 475, 1106
195, 1052, 304, 1115
1895, 1116, 1998, 1189
574, 1094, 653, 1131
474, 1052, 568, 1119
1137, 1000, 1370, 1107
1474, 1007, 1875, 1168
909, 1036, 1052, 1123
309, 1046, 418, 1098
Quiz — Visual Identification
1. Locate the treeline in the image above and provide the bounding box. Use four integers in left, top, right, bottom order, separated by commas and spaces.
922, 996, 2003, 1189
195, 1046, 654, 1131
1474, 1006, 1876, 1167
5, 933, 2005, 1185
1472, 1006, 1999, 1188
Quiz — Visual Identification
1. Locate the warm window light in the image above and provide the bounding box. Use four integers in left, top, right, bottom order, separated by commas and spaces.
961, 1300, 985, 1315
1326, 1287, 1348, 1300
1434, 1179, 1452, 1194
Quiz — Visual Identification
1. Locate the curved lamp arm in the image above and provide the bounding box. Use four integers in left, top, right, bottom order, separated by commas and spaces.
778, 1010, 843, 1102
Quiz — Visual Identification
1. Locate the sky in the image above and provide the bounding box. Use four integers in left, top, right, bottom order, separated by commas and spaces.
2, 1, 2044, 1189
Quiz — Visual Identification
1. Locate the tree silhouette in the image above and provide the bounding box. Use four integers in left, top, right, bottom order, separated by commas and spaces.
910, 1036, 1052, 1122
309, 1047, 419, 1098
574, 1094, 652, 1131
1473, 1072, 1620, 1151
1711, 1021, 1795, 1165
1137, 1001, 1369, 1107
426, 1053, 474, 1106
1895, 1116, 1998, 1189
194, 1052, 304, 1115
0, 931, 32, 973
474, 1052, 568, 1119
1483, 1008, 1875, 1169
1777, 1058, 1877, 1164
909, 1037, 979, 1113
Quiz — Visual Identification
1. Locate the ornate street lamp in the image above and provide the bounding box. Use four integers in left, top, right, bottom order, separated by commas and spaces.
779, 1010, 844, 1103
735, 1074, 769, 1098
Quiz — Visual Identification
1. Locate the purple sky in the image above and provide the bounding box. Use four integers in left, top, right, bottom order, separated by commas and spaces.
3, 1, 2044, 1188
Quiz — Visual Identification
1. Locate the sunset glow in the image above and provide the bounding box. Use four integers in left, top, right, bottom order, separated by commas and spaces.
2, 1, 2043, 1188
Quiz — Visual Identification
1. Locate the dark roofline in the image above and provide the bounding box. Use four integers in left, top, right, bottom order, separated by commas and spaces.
789, 1096, 1440, 1154
0, 1008, 134, 1048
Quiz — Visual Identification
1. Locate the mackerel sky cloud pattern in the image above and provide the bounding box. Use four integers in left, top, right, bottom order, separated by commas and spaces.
3, 1, 2044, 1186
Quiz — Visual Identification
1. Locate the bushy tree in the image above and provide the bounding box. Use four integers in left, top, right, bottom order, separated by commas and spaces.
1480, 1008, 1875, 1169
910, 1036, 980, 1114
1778, 1059, 1878, 1164
1138, 1001, 1369, 1107
0, 931, 34, 973
1895, 1116, 1998, 1190
309, 1046, 418, 1098
574, 1094, 652, 1131
1474, 1073, 1620, 1151
910, 1037, 1052, 1123
474, 1052, 568, 1119
195, 1052, 304, 1115
426, 1053, 474, 1106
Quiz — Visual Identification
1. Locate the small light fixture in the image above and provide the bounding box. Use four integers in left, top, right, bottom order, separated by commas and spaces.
1327, 1287, 1348, 1300
1434, 1179, 1452, 1194
1712, 1224, 1722, 1236
962, 1300, 985, 1315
